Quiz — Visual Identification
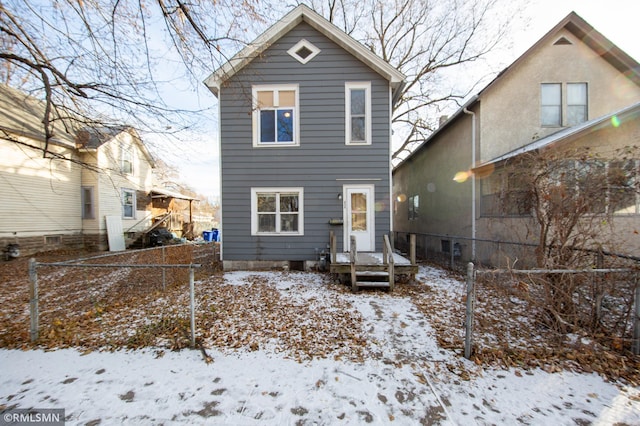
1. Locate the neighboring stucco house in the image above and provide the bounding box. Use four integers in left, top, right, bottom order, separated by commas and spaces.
392, 12, 640, 266
0, 84, 156, 255
205, 5, 405, 270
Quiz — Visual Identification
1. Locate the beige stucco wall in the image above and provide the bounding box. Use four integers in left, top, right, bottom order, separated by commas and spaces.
479, 28, 640, 163
477, 113, 640, 262
393, 109, 476, 259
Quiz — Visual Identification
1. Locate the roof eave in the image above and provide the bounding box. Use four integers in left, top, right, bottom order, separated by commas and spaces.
204, 4, 406, 97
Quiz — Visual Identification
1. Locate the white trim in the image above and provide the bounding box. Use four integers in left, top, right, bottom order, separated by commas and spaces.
343, 184, 375, 251
204, 5, 405, 98
121, 188, 136, 219
252, 84, 300, 147
345, 81, 372, 145
251, 187, 304, 236
287, 39, 321, 64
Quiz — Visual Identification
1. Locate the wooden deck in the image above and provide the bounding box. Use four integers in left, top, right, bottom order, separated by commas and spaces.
329, 252, 417, 275
328, 233, 418, 291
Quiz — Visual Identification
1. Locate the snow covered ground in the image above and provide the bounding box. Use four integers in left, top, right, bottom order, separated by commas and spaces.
1, 267, 639, 425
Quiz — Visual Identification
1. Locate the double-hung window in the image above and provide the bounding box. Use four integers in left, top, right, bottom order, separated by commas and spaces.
541, 83, 562, 127
567, 83, 587, 125
121, 146, 134, 175
122, 188, 136, 219
81, 186, 94, 219
541, 82, 588, 127
251, 188, 304, 235
408, 195, 419, 220
253, 85, 299, 147
345, 82, 371, 145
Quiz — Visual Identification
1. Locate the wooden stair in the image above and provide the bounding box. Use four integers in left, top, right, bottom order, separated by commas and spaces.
354, 270, 391, 289
349, 235, 395, 292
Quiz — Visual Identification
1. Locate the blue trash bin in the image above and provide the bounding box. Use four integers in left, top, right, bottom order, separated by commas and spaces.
202, 231, 213, 242
212, 229, 219, 242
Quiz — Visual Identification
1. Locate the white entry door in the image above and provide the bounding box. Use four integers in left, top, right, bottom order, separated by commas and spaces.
344, 185, 375, 252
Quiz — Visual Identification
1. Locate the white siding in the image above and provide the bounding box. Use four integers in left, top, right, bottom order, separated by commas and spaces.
0, 137, 82, 237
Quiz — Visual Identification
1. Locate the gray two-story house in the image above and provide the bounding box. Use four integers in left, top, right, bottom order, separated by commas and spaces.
205, 5, 405, 270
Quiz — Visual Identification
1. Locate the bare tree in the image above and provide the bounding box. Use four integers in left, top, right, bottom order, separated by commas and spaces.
301, 0, 520, 161
0, 0, 263, 161
494, 146, 640, 338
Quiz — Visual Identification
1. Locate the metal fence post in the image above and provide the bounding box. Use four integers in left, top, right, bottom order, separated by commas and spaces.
28, 258, 39, 343
464, 262, 475, 359
633, 282, 640, 355
189, 266, 195, 348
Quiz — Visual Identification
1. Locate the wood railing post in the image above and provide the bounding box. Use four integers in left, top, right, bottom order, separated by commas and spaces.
384, 235, 394, 291
409, 234, 416, 265
350, 235, 357, 292
330, 231, 336, 264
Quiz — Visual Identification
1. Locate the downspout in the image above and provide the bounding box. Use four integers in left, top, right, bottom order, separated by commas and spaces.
463, 107, 476, 261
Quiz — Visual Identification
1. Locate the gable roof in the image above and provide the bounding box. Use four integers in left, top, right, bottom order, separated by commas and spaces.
478, 11, 640, 97
0, 84, 78, 148
76, 126, 156, 167
475, 101, 640, 168
204, 4, 406, 102
394, 11, 640, 169
0, 84, 155, 167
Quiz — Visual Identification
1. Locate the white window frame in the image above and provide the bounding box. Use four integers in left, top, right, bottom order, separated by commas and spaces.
251, 187, 304, 236
408, 195, 419, 220
566, 82, 588, 126
287, 39, 321, 64
345, 82, 372, 145
122, 188, 136, 219
540, 83, 562, 127
81, 186, 94, 219
252, 84, 300, 147
121, 146, 134, 175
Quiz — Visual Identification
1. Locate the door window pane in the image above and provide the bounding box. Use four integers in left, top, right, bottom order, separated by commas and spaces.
351, 193, 367, 231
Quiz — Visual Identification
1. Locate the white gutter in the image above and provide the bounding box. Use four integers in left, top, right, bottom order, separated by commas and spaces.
463, 107, 476, 261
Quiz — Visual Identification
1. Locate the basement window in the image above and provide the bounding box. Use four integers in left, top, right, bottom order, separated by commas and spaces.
287, 39, 320, 64
45, 235, 62, 245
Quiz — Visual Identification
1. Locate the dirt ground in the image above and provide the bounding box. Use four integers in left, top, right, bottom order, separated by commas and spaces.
1, 244, 638, 385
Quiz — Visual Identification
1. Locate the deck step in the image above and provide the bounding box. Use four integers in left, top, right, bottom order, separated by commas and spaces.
356, 271, 389, 278
356, 281, 391, 288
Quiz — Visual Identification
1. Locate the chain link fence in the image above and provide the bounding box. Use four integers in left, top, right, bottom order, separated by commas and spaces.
0, 243, 220, 350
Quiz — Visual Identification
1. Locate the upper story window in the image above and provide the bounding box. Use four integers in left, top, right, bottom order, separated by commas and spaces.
287, 39, 320, 64
567, 83, 587, 125
345, 82, 371, 145
252, 85, 299, 147
121, 146, 134, 175
540, 83, 562, 127
540, 82, 588, 127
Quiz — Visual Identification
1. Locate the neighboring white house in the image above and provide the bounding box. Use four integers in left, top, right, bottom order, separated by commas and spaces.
0, 84, 156, 256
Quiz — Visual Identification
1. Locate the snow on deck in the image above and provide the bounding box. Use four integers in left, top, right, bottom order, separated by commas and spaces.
334, 252, 412, 265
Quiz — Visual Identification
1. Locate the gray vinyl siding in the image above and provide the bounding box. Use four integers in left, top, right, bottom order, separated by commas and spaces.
219, 22, 392, 261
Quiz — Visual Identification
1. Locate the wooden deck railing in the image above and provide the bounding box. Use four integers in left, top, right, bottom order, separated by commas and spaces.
349, 235, 357, 292
383, 234, 395, 291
